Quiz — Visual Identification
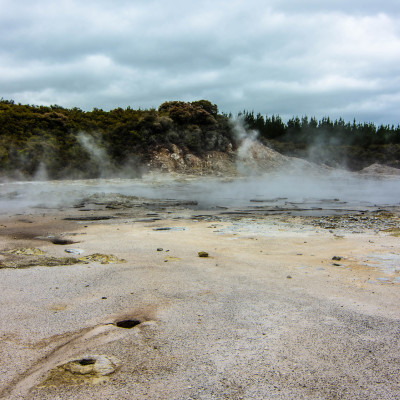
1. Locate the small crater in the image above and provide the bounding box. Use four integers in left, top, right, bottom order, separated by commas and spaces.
51, 239, 76, 245
38, 354, 121, 387
79, 358, 96, 366
115, 319, 141, 329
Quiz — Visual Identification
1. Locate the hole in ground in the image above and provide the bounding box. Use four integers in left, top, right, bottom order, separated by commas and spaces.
115, 319, 141, 329
78, 358, 96, 366
51, 239, 76, 245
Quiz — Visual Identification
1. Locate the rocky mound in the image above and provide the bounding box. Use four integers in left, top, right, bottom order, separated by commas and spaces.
236, 141, 318, 174
148, 144, 237, 176
148, 141, 319, 176
359, 163, 400, 176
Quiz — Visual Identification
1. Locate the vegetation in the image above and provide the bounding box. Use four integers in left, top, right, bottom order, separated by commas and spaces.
0, 98, 399, 179
0, 99, 234, 179
241, 111, 400, 170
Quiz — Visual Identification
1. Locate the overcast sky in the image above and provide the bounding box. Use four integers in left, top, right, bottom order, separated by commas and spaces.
1, 0, 400, 124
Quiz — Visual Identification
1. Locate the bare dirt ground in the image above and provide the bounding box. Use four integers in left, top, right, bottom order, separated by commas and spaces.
0, 199, 399, 399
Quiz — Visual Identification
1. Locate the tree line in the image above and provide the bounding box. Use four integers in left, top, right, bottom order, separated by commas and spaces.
241, 111, 400, 169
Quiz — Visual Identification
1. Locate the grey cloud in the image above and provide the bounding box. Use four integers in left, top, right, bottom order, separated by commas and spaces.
268, 0, 400, 15
1, 0, 400, 125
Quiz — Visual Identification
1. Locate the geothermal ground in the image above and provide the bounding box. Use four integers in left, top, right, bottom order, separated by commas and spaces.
0, 174, 400, 399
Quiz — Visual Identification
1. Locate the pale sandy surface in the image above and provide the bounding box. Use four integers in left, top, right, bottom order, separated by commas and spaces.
0, 203, 400, 399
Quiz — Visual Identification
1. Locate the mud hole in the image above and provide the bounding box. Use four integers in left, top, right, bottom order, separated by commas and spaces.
38, 355, 121, 387
115, 319, 141, 329
50, 238, 77, 245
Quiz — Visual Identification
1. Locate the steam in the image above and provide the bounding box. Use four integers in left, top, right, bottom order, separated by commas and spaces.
232, 119, 259, 159
305, 131, 348, 169
76, 132, 145, 179
231, 118, 261, 175
1, 167, 400, 215
77, 133, 110, 170
33, 162, 49, 181
230, 118, 320, 176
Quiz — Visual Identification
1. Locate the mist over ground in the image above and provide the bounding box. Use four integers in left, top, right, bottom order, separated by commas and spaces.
1, 169, 400, 215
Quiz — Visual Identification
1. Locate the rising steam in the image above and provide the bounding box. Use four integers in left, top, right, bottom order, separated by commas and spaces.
231, 118, 260, 175
77, 133, 111, 172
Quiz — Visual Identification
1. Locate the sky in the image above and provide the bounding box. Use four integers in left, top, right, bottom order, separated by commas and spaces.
1, 0, 400, 125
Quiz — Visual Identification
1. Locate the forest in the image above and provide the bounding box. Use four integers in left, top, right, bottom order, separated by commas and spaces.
0, 98, 399, 179
241, 111, 400, 170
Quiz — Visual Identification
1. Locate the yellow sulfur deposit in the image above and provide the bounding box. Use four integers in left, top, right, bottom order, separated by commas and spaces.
78, 253, 126, 264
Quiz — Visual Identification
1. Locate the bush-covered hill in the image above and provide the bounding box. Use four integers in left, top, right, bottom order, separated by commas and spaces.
0, 100, 234, 179
0, 99, 399, 179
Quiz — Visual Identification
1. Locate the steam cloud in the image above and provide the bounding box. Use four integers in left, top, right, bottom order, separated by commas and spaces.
231, 118, 260, 174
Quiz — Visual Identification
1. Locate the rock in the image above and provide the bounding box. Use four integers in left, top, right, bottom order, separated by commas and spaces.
65, 248, 84, 255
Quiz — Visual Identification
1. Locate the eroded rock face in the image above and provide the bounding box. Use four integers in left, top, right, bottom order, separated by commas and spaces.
148, 142, 317, 176
148, 141, 237, 175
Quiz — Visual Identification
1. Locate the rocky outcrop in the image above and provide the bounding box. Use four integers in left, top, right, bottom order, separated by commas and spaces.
235, 141, 317, 174
148, 141, 319, 176
148, 144, 237, 175
359, 163, 400, 176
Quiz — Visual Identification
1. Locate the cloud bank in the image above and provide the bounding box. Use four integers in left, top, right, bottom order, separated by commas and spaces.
1, 0, 400, 124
